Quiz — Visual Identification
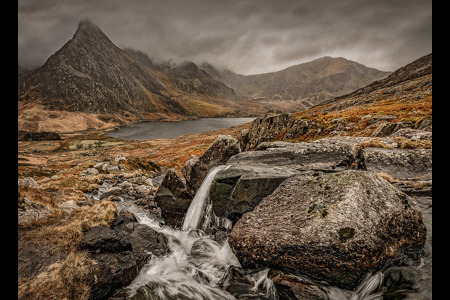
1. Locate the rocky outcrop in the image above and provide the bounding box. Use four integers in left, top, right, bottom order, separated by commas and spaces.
182, 135, 241, 192
229, 170, 427, 289
230, 137, 358, 171
241, 113, 295, 150
82, 211, 170, 300
209, 165, 293, 224
20, 131, 62, 141
154, 169, 193, 227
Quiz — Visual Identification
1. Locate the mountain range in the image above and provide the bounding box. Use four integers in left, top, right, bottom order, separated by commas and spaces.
18, 20, 393, 132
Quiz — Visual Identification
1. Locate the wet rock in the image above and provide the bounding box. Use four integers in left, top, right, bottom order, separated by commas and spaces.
100, 186, 124, 200
229, 170, 427, 289
183, 135, 241, 192
210, 164, 293, 224
81, 226, 132, 253
218, 266, 272, 299
269, 270, 329, 300
155, 169, 193, 227
84, 212, 169, 300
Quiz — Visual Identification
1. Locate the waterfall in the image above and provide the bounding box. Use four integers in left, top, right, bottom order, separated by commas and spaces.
182, 165, 230, 231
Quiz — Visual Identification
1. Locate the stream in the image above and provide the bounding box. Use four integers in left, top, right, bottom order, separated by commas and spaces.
89, 168, 432, 299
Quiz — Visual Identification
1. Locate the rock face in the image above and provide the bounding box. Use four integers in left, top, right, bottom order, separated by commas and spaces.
209, 136, 367, 225
228, 170, 426, 289
154, 169, 193, 227
242, 113, 295, 150
81, 211, 170, 300
209, 165, 293, 224
361, 148, 432, 181
230, 138, 357, 171
182, 135, 241, 192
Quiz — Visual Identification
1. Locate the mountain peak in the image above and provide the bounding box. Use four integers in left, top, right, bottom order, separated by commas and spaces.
72, 19, 111, 44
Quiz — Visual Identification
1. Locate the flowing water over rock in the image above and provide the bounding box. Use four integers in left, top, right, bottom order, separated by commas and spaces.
89, 169, 431, 299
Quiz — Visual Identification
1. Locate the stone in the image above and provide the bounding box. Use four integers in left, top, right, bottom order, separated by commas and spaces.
58, 200, 78, 213
18, 197, 54, 227
84, 213, 169, 300
371, 122, 403, 137
229, 170, 427, 289
361, 148, 432, 181
210, 164, 294, 224
243, 113, 295, 150
228, 137, 358, 172
183, 135, 241, 192
18, 177, 41, 189
269, 270, 329, 300
80, 226, 132, 253
84, 167, 99, 176
155, 169, 193, 227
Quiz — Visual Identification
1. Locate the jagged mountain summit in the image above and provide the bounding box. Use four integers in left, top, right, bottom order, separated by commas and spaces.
200, 57, 391, 110
18, 20, 237, 132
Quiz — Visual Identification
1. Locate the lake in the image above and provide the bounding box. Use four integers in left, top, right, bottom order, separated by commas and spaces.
106, 117, 256, 140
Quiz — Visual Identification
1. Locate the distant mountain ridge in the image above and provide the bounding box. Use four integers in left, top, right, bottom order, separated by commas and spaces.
18, 19, 401, 132
200, 57, 391, 110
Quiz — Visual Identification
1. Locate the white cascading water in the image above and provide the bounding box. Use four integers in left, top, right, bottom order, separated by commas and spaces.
115, 164, 276, 299
181, 165, 230, 231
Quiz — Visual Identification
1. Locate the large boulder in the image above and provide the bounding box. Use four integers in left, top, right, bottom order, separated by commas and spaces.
228, 137, 362, 172
154, 169, 193, 227
229, 170, 426, 289
82, 211, 170, 300
361, 148, 432, 181
209, 165, 294, 225
182, 135, 241, 192
242, 113, 295, 150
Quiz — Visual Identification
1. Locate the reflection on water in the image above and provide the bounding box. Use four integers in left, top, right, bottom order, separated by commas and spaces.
106, 117, 256, 140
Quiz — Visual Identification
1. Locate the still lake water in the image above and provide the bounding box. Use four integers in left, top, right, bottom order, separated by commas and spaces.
106, 117, 256, 140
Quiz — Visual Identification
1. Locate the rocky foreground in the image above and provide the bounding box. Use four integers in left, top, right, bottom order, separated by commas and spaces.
18, 54, 431, 299
18, 109, 431, 299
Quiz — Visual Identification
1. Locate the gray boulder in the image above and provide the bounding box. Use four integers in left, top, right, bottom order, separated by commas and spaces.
229, 170, 426, 289
182, 135, 241, 192
155, 169, 193, 227
228, 137, 360, 172
209, 165, 295, 225
83, 211, 169, 300
242, 113, 295, 150
361, 148, 432, 181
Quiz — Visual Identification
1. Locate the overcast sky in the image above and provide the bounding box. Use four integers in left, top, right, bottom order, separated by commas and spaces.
18, 0, 432, 75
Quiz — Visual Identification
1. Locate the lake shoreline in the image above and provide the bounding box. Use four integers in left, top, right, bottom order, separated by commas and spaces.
106, 117, 256, 140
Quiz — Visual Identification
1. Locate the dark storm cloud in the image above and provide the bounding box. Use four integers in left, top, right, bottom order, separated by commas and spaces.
18, 0, 432, 74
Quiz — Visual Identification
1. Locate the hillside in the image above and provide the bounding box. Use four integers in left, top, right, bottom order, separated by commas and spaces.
18, 20, 240, 132
200, 57, 391, 110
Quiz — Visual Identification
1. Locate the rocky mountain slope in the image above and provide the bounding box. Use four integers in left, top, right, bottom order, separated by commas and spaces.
18, 20, 239, 132
200, 57, 391, 110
